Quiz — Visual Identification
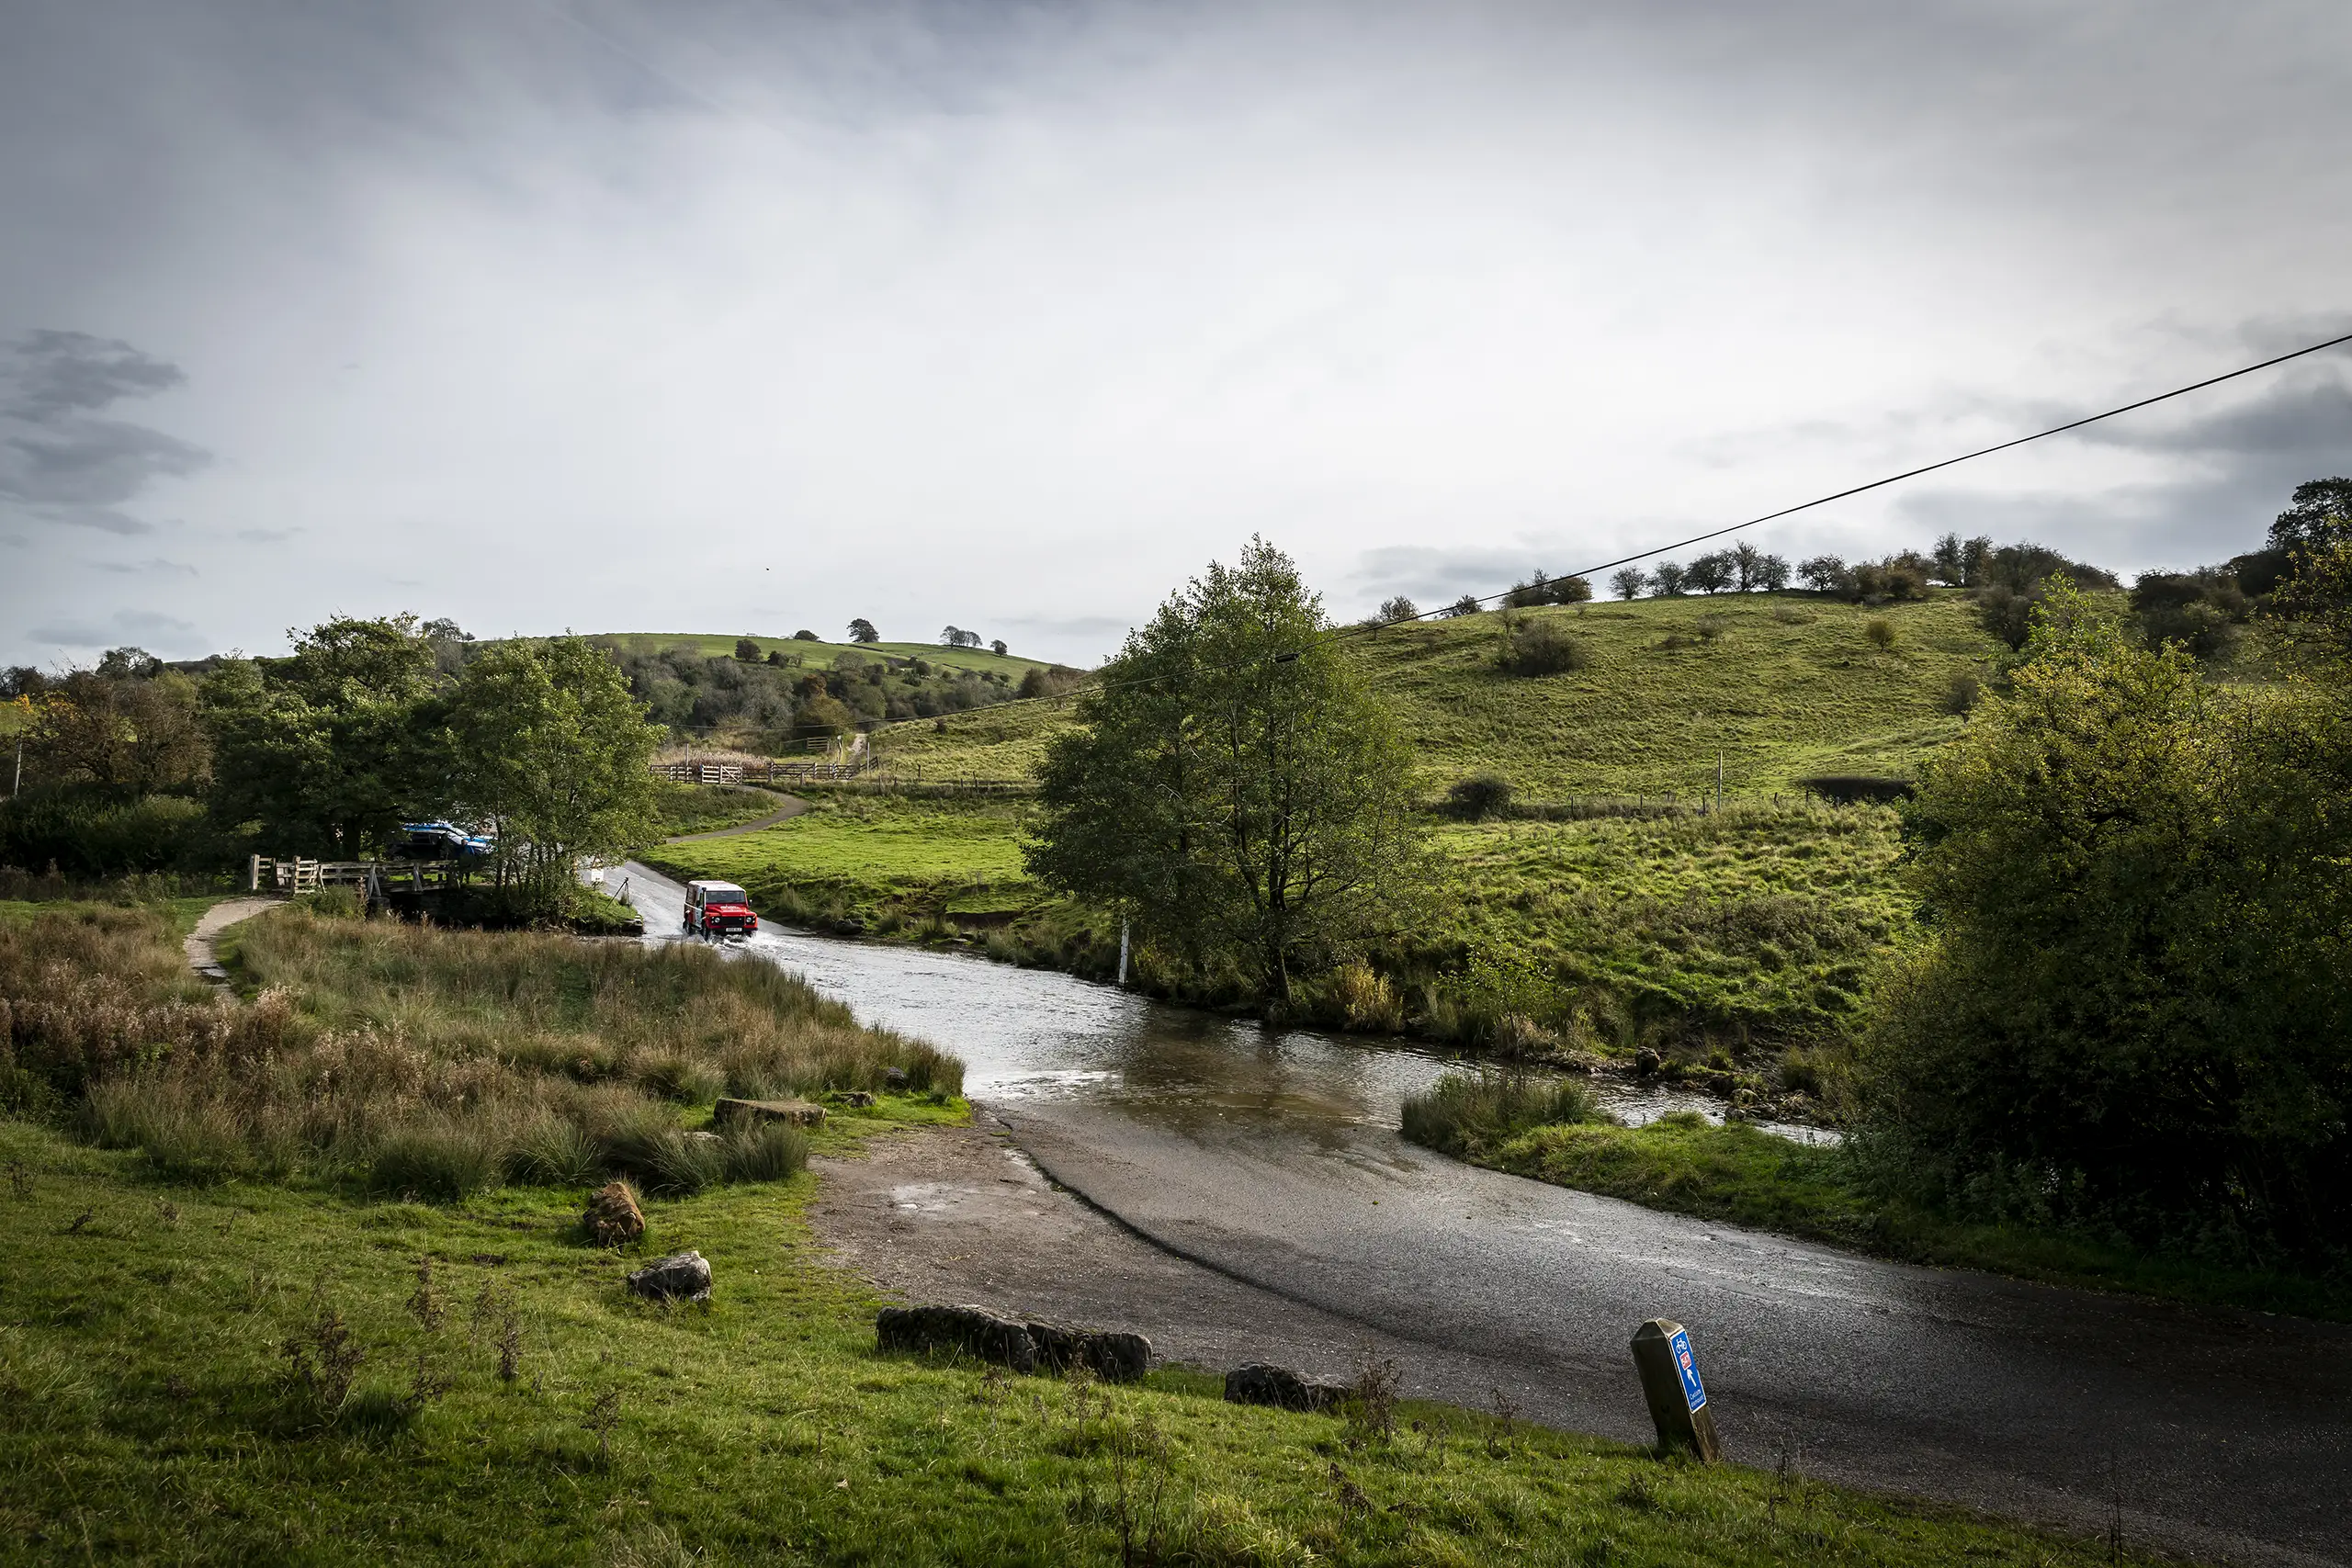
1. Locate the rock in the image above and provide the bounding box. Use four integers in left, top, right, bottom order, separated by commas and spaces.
884, 1067, 909, 1089
1223, 1363, 1348, 1413
876, 1304, 1035, 1373
1634, 1047, 1663, 1077
1026, 1321, 1152, 1383
583, 1180, 645, 1247
628, 1250, 712, 1303
713, 1096, 827, 1130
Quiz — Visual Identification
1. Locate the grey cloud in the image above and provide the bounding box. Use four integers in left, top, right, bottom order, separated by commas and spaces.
1350, 543, 1595, 606
1000, 615, 1134, 639
91, 558, 199, 576
237, 526, 303, 543
0, 331, 209, 535
27, 606, 201, 649
3, 329, 187, 420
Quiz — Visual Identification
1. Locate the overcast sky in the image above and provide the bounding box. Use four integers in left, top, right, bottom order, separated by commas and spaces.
5, 0, 2349, 669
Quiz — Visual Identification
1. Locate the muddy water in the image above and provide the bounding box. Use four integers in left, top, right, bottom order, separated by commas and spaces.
610, 863, 1820, 1143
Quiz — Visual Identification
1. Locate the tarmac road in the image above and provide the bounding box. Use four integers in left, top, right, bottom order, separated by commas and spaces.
618, 862, 2351, 1565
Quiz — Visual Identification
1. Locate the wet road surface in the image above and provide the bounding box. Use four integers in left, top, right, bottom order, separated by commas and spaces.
619, 862, 2351, 1565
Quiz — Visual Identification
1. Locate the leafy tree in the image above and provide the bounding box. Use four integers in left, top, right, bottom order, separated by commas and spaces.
1609, 566, 1647, 601
1550, 574, 1593, 604
1797, 555, 1850, 594
1685, 553, 1735, 594
1503, 618, 1589, 675
1649, 561, 1690, 597
940, 626, 965, 647
2267, 476, 2352, 557
991, 639, 1008, 657
1756, 552, 1792, 592
1732, 541, 1765, 592
847, 618, 879, 644
793, 629, 820, 642
1863, 578, 2352, 1253
202, 615, 447, 855
1442, 594, 1482, 617
444, 637, 662, 910
1026, 538, 1421, 1001
1376, 595, 1419, 623
733, 637, 762, 662
19, 665, 208, 791
1931, 532, 1966, 586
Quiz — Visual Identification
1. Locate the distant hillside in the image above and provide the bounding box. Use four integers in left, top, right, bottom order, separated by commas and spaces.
877, 591, 2010, 795
592, 632, 1058, 680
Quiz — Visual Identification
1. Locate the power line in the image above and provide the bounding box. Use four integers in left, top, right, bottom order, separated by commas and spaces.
942, 322, 2352, 719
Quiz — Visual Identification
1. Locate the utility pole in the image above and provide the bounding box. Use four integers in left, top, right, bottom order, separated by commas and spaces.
9, 734, 19, 799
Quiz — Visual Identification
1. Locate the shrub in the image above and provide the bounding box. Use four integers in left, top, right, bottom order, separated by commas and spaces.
722, 1122, 808, 1183
1325, 960, 1404, 1032
1444, 774, 1514, 820
1502, 619, 1589, 676
510, 1117, 603, 1187
1400, 1072, 1599, 1156
641, 1129, 730, 1195
1945, 672, 1983, 715
1864, 617, 1897, 650
369, 1120, 503, 1201
1796, 775, 1915, 805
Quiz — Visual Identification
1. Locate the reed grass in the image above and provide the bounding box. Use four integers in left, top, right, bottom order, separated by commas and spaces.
0, 902, 956, 1199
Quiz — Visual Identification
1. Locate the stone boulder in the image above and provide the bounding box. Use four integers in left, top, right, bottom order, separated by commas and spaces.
1224, 1363, 1348, 1413
1026, 1321, 1152, 1383
876, 1304, 1035, 1372
713, 1097, 827, 1131
628, 1250, 712, 1303
583, 1180, 646, 1247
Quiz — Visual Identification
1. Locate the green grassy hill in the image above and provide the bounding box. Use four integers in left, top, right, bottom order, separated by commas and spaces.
595, 632, 1057, 680
652, 592, 2024, 1076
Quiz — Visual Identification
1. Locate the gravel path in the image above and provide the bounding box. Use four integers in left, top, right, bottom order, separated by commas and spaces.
662, 793, 809, 843
183, 897, 286, 983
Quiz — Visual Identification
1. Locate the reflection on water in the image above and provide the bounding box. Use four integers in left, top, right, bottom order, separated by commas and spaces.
616, 864, 1832, 1146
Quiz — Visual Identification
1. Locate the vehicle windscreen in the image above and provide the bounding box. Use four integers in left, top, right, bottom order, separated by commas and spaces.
706, 886, 747, 903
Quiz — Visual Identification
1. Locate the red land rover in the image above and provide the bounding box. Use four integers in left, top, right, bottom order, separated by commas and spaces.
683, 880, 759, 939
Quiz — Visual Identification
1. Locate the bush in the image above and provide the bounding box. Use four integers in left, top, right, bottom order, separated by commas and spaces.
510, 1117, 603, 1187
369, 1120, 503, 1201
641, 1129, 730, 1196
1502, 619, 1589, 676
1796, 775, 1915, 805
1864, 618, 1897, 650
1444, 774, 1514, 820
0, 786, 214, 878
1400, 1071, 1599, 1156
722, 1122, 808, 1183
1944, 672, 1983, 715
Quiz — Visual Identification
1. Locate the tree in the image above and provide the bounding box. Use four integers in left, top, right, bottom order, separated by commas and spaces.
1756, 553, 1792, 592
2268, 476, 2352, 557
1651, 562, 1690, 597
445, 637, 662, 911
793, 629, 820, 642
1442, 594, 1482, 617
734, 637, 762, 662
1863, 577, 2352, 1253
1376, 595, 1418, 623
1797, 555, 1849, 594
1026, 538, 1421, 1001
1609, 567, 1648, 601
20, 665, 209, 791
1931, 533, 1967, 586
990, 639, 1008, 657
202, 615, 447, 855
1685, 552, 1734, 594
1732, 541, 1764, 592
1550, 575, 1593, 604
940, 626, 964, 647
847, 619, 879, 644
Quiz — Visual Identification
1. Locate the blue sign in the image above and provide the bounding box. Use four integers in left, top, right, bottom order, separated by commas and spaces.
1668, 1327, 1706, 1412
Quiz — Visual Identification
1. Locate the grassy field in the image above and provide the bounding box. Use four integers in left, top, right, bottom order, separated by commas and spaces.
1, 1116, 2194, 1566
595, 632, 1057, 681
650, 782, 797, 839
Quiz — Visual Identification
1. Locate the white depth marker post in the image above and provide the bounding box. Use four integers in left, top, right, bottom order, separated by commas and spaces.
1117, 919, 1131, 986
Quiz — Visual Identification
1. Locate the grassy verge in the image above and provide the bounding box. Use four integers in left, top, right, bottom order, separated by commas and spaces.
0, 1116, 2195, 1565
1403, 1088, 2352, 1322
650, 781, 797, 838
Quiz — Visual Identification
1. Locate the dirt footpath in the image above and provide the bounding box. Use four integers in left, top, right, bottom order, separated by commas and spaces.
807, 1110, 1561, 1412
